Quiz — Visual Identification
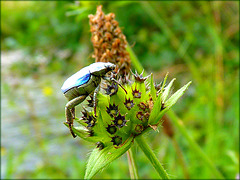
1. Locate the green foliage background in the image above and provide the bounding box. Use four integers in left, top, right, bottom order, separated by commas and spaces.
1, 1, 239, 179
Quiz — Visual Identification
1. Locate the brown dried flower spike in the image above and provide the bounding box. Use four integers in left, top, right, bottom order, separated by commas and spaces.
89, 5, 131, 77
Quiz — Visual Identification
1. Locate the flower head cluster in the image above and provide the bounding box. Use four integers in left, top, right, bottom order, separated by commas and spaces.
66, 6, 191, 152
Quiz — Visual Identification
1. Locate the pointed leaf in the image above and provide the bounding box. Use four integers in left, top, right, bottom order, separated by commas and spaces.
161, 78, 176, 103
149, 81, 191, 125
150, 73, 157, 101
165, 81, 192, 108
148, 90, 162, 124
84, 136, 134, 179
159, 72, 168, 94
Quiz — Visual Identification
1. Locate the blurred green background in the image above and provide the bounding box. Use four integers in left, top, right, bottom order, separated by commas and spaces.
1, 1, 239, 179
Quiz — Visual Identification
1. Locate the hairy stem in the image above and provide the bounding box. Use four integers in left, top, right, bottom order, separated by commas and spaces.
136, 135, 169, 179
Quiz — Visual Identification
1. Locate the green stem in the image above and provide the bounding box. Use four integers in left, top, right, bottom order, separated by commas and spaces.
167, 110, 224, 179
126, 44, 145, 75
136, 135, 169, 179
127, 148, 139, 179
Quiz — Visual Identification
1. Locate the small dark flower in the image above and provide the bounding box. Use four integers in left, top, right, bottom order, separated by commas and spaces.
119, 73, 132, 85
134, 124, 144, 134
106, 125, 117, 134
113, 113, 128, 128
81, 108, 91, 120
87, 95, 94, 107
161, 102, 166, 111
138, 102, 149, 112
106, 103, 119, 117
82, 109, 96, 128
132, 88, 141, 98
88, 129, 94, 137
124, 98, 135, 110
136, 111, 144, 120
111, 135, 122, 146
105, 82, 118, 96
96, 141, 104, 150
144, 112, 150, 120
85, 115, 96, 128
131, 70, 149, 83
154, 82, 162, 91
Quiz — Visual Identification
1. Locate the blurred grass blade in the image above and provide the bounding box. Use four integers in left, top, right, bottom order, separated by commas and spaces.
84, 136, 134, 179
167, 110, 224, 179
66, 7, 88, 16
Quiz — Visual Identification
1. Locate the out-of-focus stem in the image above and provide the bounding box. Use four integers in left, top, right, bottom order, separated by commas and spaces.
172, 138, 190, 179
127, 148, 139, 179
167, 110, 224, 179
126, 44, 145, 75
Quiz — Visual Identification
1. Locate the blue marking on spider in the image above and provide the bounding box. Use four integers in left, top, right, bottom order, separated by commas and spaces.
61, 62, 126, 138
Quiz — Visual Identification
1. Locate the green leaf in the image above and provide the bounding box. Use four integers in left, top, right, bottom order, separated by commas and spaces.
148, 81, 191, 125
165, 81, 192, 108
84, 136, 134, 179
159, 72, 168, 95
148, 91, 162, 125
161, 78, 176, 103
150, 73, 157, 101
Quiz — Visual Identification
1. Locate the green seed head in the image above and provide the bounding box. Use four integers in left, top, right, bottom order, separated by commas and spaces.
111, 136, 122, 146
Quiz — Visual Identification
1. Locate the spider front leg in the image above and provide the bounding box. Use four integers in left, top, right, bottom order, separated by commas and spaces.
65, 95, 87, 138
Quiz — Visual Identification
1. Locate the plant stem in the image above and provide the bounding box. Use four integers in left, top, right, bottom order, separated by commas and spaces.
126, 44, 145, 75
127, 147, 139, 179
136, 135, 169, 179
167, 110, 224, 179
